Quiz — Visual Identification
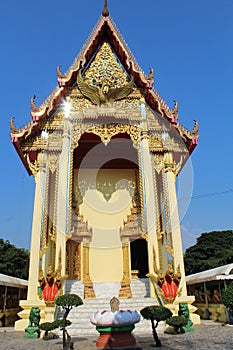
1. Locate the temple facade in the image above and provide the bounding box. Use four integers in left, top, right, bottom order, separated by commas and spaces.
11, 1, 199, 330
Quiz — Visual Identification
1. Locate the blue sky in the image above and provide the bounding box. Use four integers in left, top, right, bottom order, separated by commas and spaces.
0, 0, 232, 251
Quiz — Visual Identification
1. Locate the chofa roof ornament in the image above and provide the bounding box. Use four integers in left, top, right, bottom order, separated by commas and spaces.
102, 0, 109, 17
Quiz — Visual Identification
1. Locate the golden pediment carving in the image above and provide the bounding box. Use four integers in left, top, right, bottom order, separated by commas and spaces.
149, 135, 164, 152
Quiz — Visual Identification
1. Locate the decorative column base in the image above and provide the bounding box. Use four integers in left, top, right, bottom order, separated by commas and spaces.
118, 277, 132, 299
15, 299, 46, 332
83, 277, 96, 299
166, 296, 200, 325
44, 306, 56, 322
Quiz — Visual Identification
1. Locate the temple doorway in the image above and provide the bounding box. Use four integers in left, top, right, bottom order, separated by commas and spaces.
73, 132, 140, 282
130, 239, 149, 278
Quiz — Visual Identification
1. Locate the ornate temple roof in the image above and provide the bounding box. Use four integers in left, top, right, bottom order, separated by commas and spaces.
10, 0, 198, 173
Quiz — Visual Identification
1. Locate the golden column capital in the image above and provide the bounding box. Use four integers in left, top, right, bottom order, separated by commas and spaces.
164, 152, 178, 175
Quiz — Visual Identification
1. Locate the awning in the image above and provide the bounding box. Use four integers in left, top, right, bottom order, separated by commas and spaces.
0, 273, 28, 288
186, 263, 233, 284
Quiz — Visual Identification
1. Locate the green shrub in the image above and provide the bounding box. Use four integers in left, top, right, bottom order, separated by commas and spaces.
166, 316, 187, 333
222, 283, 233, 313
39, 319, 72, 339
140, 305, 172, 322
39, 322, 56, 334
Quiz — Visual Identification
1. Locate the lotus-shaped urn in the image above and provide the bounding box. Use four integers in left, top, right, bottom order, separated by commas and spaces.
90, 297, 140, 348
91, 308, 140, 327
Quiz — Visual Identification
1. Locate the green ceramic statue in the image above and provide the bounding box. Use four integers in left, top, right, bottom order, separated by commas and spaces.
178, 302, 194, 333
24, 307, 41, 338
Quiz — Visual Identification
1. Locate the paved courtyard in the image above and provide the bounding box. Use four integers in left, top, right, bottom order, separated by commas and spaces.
0, 322, 232, 349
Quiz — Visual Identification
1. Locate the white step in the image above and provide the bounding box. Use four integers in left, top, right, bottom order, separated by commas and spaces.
64, 278, 151, 299
93, 282, 121, 298
56, 279, 163, 336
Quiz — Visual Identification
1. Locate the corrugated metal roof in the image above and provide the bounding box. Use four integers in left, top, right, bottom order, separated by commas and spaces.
0, 273, 28, 288
186, 263, 233, 284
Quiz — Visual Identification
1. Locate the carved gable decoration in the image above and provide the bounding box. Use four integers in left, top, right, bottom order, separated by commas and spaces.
85, 42, 129, 88
76, 42, 134, 105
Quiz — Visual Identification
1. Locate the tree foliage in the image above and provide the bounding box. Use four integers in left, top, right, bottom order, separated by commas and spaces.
0, 238, 29, 279
184, 230, 233, 275
55, 294, 83, 308
140, 305, 172, 323
55, 294, 83, 349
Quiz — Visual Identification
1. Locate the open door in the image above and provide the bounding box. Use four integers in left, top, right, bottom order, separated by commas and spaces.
130, 238, 149, 278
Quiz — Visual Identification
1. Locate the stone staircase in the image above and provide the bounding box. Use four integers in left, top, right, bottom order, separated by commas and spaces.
56, 278, 164, 336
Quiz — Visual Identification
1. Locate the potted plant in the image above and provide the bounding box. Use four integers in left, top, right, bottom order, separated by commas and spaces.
55, 294, 83, 349
166, 316, 187, 334
222, 283, 233, 324
140, 305, 172, 347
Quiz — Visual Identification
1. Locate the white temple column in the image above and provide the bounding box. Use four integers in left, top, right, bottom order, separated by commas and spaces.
56, 113, 72, 276
164, 154, 187, 296
27, 154, 47, 300
164, 156, 199, 323
15, 153, 47, 331
139, 100, 160, 296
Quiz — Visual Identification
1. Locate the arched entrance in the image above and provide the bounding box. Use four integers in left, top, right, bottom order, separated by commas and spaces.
130, 239, 149, 278
71, 132, 141, 282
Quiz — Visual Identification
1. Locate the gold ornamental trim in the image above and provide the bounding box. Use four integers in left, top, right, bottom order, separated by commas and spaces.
85, 123, 140, 148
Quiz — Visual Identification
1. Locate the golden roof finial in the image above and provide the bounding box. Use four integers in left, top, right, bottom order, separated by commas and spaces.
56, 65, 65, 79
102, 0, 109, 17
192, 119, 199, 135
10, 116, 17, 133
30, 95, 40, 112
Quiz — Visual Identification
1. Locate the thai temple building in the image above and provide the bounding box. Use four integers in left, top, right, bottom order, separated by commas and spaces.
11, 1, 199, 332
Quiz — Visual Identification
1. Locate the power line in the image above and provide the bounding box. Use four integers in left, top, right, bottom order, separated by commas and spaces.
179, 189, 233, 201
192, 189, 233, 200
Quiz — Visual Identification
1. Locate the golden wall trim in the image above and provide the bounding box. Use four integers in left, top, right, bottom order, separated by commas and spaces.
162, 168, 173, 256
152, 155, 162, 268
68, 148, 74, 236
137, 145, 146, 237
41, 166, 50, 255
51, 168, 59, 243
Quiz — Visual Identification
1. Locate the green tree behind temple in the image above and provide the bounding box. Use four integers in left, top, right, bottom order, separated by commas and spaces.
0, 238, 29, 279
184, 230, 233, 275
